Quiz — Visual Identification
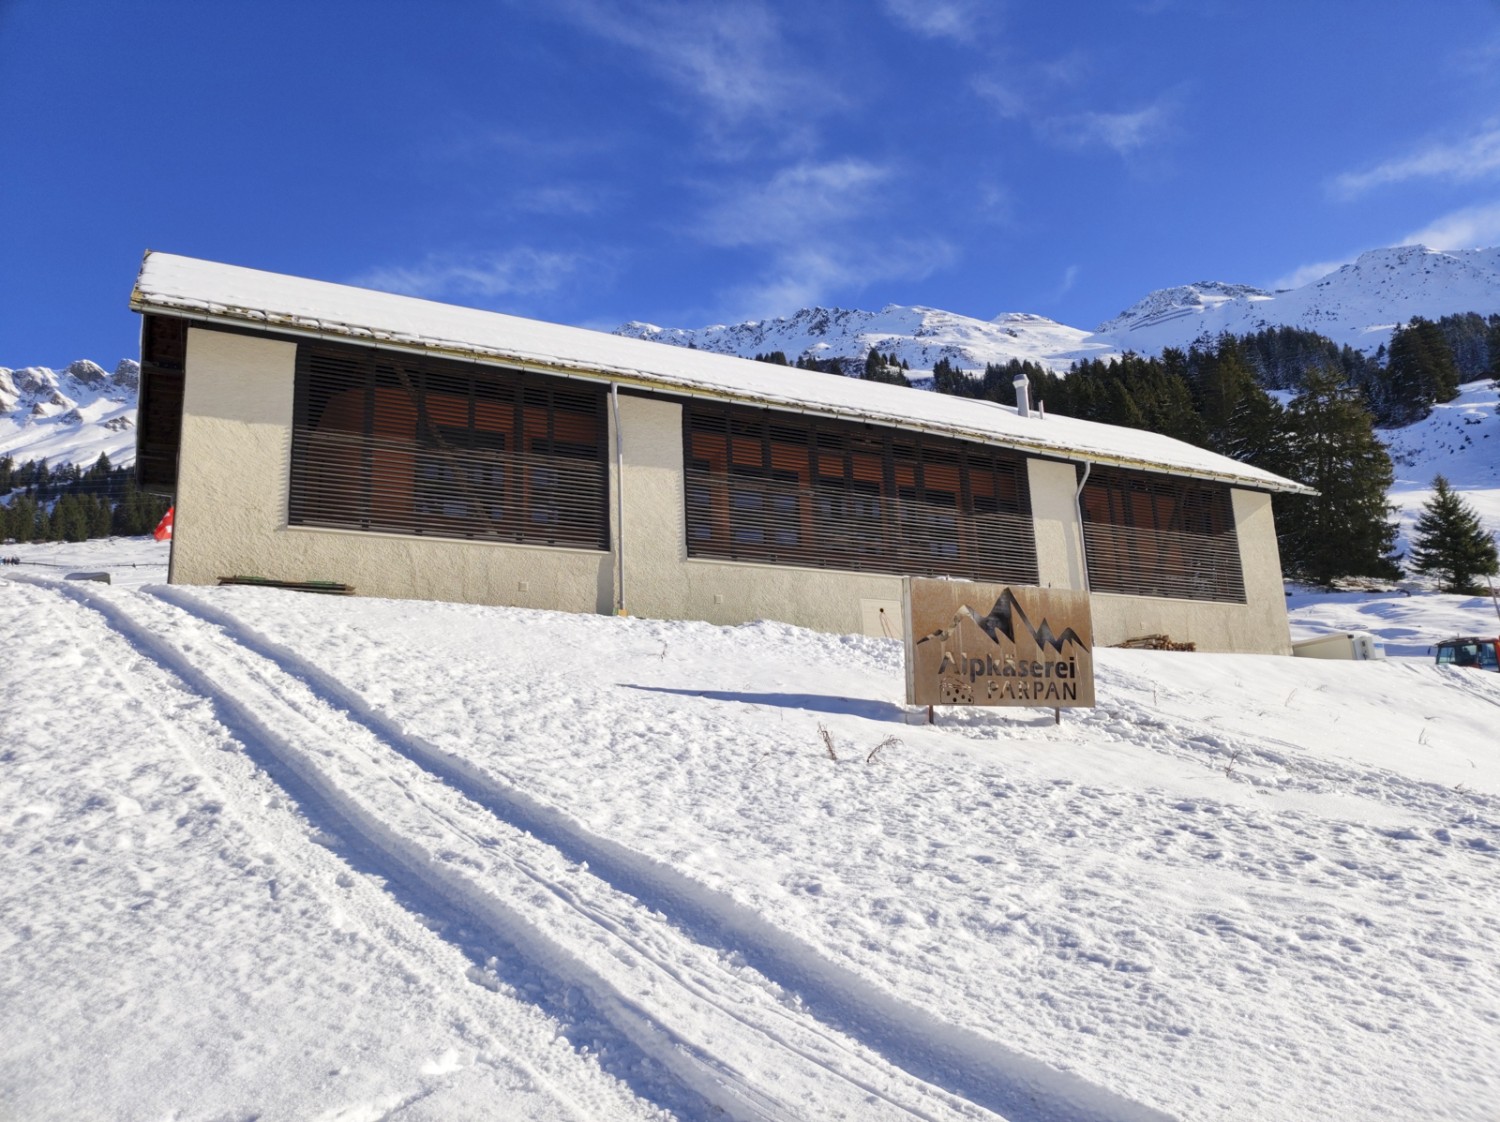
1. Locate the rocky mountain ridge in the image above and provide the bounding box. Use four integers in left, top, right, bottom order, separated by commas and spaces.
1093, 245, 1500, 355
1, 359, 141, 469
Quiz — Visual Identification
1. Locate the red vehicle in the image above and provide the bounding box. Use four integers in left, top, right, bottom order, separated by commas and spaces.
1435, 637, 1500, 671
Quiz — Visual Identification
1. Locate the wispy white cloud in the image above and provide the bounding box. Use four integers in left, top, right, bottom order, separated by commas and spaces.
974, 181, 1014, 225
1452, 31, 1500, 79
693, 158, 955, 316
970, 76, 1027, 120
1043, 103, 1172, 156
1400, 201, 1500, 250
1266, 256, 1352, 292
1036, 50, 1092, 88
1054, 264, 1080, 299
880, 0, 986, 41
697, 159, 892, 248
1331, 124, 1500, 198
973, 70, 1176, 158
548, 0, 831, 136
511, 184, 611, 217
725, 238, 958, 319
350, 248, 587, 302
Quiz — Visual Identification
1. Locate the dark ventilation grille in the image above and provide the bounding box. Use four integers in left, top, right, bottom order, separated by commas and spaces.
1081, 467, 1245, 602
289, 342, 608, 550
684, 404, 1038, 584
136, 315, 187, 493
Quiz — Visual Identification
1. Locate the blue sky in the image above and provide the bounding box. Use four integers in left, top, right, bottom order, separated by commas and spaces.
5, 0, 1500, 368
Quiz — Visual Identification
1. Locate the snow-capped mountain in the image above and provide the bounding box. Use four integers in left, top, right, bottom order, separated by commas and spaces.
1093, 282, 1276, 337
618, 304, 1115, 375
1090, 245, 1500, 355
620, 244, 1500, 372
0, 359, 140, 469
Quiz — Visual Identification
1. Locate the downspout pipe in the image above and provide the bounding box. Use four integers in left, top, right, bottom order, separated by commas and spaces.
611, 382, 625, 615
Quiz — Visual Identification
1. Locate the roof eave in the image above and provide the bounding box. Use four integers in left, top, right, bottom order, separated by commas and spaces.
129, 289, 1317, 497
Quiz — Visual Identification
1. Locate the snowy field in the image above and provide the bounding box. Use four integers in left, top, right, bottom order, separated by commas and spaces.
3, 536, 1499, 1122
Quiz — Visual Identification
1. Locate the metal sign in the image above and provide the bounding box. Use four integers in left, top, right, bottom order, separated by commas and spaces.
903, 578, 1095, 708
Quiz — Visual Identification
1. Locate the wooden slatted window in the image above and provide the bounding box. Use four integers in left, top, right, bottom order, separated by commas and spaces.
136, 315, 186, 493
684, 404, 1038, 584
289, 342, 608, 549
1081, 467, 1245, 602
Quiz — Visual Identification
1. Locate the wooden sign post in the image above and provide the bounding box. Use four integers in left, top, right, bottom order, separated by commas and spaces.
903, 579, 1095, 710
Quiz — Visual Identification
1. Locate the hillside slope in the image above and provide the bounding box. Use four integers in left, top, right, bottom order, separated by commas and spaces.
1089, 245, 1500, 356
2, 562, 1498, 1121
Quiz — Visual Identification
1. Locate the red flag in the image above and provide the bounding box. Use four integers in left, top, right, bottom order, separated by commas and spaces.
153, 507, 174, 542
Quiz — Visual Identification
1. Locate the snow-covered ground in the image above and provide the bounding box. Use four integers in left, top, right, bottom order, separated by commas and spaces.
0, 535, 168, 588
3, 536, 1499, 1121
2, 377, 1496, 1122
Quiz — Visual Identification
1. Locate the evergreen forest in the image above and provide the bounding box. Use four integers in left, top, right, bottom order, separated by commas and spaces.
0, 453, 171, 544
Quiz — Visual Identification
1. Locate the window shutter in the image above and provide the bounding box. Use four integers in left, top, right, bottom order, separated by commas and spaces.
289, 342, 608, 550
684, 403, 1038, 585
1081, 467, 1246, 602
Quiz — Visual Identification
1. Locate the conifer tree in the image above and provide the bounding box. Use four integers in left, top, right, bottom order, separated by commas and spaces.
52, 494, 88, 542
1186, 337, 1283, 458
88, 494, 113, 538
1408, 475, 1499, 594
861, 347, 910, 385
1432, 312, 1493, 380
931, 358, 971, 396
1385, 317, 1460, 423
1132, 351, 1207, 447
1274, 367, 1402, 585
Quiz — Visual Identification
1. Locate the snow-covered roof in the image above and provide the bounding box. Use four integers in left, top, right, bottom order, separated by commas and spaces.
131, 251, 1312, 494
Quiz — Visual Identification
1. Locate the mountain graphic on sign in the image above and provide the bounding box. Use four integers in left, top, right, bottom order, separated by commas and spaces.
916, 589, 1088, 653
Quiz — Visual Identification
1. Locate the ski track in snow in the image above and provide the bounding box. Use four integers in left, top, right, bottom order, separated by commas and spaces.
0, 578, 660, 1122
7, 569, 1500, 1121
15, 574, 1176, 1122
216, 591, 1499, 1122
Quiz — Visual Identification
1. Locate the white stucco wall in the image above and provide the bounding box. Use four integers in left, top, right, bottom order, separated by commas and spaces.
170, 328, 611, 611
1028, 457, 1087, 591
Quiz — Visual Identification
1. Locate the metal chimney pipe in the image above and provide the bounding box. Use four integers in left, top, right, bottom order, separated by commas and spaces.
1013, 371, 1031, 419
